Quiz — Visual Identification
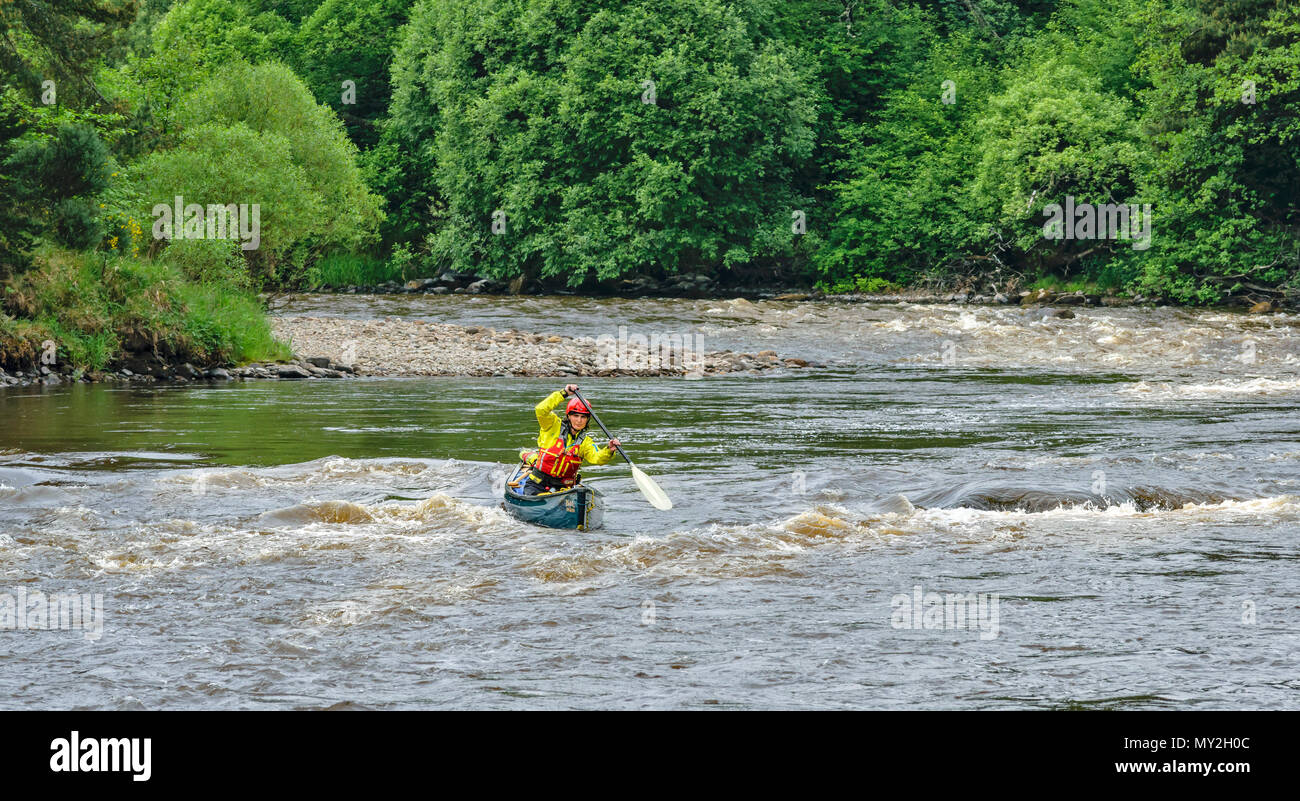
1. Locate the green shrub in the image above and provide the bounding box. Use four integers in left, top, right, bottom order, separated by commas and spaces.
304, 252, 399, 287
3, 123, 112, 264
54, 198, 105, 250
817, 276, 902, 294
128, 61, 384, 287
162, 237, 253, 290
1, 248, 288, 371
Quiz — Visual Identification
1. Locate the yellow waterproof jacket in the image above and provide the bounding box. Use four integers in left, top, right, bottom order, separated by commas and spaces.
530, 390, 616, 467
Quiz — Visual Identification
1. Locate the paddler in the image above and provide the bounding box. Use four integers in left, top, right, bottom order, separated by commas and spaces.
519, 384, 620, 495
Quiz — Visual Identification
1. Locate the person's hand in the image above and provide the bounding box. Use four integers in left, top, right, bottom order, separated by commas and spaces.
565, 383, 579, 395
608, 438, 621, 451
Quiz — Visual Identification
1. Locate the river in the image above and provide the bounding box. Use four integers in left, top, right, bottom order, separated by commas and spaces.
2, 296, 1298, 708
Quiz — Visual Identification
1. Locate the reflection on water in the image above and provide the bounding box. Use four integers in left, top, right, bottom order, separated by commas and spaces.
2, 298, 1299, 709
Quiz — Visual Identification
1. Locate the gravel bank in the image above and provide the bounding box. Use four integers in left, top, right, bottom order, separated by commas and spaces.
270, 316, 816, 377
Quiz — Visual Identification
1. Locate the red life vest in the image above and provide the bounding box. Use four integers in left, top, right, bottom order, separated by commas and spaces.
527, 428, 592, 487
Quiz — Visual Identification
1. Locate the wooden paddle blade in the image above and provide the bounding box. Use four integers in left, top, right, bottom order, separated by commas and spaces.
631, 465, 672, 510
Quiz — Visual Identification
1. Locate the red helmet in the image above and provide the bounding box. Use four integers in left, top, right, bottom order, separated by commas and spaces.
565, 397, 590, 415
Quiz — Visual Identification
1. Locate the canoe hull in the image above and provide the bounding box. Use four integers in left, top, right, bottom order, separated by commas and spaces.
501, 464, 605, 530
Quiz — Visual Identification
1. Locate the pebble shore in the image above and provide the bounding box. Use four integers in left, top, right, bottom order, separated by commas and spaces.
0, 317, 816, 387
269, 316, 815, 377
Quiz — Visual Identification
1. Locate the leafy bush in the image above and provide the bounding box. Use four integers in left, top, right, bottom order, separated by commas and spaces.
53, 198, 105, 250
819, 276, 902, 294
0, 248, 288, 371
3, 123, 112, 262
162, 237, 253, 290
128, 60, 386, 284
304, 252, 400, 288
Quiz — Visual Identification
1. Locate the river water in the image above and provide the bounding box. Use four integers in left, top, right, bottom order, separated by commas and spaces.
2, 297, 1298, 709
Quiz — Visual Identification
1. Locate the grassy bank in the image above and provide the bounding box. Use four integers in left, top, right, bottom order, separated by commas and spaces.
304, 251, 419, 289
0, 248, 290, 374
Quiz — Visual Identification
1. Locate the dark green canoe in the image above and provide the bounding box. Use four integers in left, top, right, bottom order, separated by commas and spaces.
501, 463, 605, 530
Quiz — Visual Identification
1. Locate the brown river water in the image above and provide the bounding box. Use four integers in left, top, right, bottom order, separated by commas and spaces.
1, 296, 1298, 708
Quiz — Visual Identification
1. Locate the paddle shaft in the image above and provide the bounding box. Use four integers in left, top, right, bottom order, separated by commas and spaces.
571, 390, 634, 467
571, 388, 673, 511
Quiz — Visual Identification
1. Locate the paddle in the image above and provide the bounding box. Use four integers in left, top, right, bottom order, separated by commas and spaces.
572, 389, 672, 510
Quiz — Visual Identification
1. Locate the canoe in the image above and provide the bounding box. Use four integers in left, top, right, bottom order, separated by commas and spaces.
501, 462, 604, 530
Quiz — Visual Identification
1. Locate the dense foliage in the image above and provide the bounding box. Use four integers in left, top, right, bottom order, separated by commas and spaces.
388, 0, 822, 286
1, 0, 1297, 313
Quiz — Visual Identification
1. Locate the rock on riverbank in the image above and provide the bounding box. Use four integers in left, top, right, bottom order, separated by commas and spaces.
270, 316, 813, 377
0, 356, 355, 387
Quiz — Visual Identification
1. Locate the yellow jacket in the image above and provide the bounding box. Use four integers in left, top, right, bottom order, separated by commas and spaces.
532, 390, 617, 465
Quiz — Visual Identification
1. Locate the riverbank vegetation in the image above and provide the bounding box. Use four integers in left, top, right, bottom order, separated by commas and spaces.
0, 247, 289, 373
2, 1, 1297, 370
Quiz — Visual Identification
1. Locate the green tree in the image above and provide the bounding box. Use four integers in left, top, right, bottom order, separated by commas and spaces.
131, 61, 384, 281
816, 30, 1005, 286
6, 123, 112, 250
0, 0, 138, 107
391, 0, 818, 286
969, 58, 1148, 274
297, 0, 416, 149
1132, 0, 1300, 302
104, 0, 297, 156
1, 0, 134, 273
